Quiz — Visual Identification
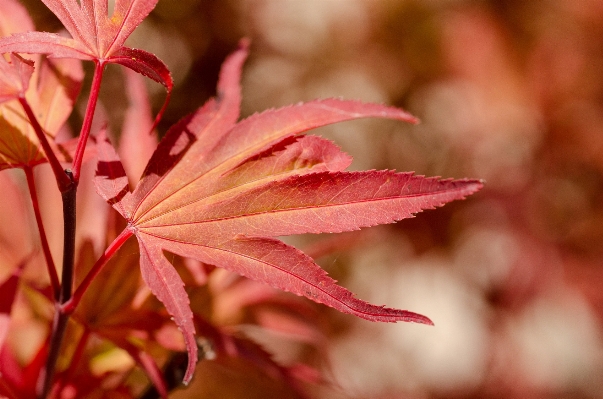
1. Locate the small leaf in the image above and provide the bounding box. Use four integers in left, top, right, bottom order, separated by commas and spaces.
194, 316, 316, 398
94, 130, 130, 212
119, 67, 158, 185
0, 53, 33, 102
110, 47, 173, 130
30, 57, 84, 136
0, 116, 44, 171
73, 239, 163, 331
8, 0, 159, 61
0, 0, 171, 123
0, 6, 84, 172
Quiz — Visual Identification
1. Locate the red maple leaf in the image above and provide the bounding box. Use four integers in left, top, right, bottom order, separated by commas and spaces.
94, 40, 483, 385
0, 0, 85, 173
0, 0, 172, 112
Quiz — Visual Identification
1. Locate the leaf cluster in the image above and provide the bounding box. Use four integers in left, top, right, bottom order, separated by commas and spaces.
0, 1, 482, 397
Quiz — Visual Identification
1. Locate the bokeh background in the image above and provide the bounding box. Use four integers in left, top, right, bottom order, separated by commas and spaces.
19, 0, 603, 397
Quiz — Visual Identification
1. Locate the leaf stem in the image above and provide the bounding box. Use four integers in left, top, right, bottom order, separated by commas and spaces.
72, 60, 105, 183
36, 170, 77, 398
59, 170, 77, 304
36, 59, 106, 398
23, 166, 60, 300
62, 227, 133, 315
36, 307, 69, 398
18, 97, 72, 193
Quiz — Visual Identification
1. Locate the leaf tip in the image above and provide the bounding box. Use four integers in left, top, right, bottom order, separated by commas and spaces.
405, 114, 420, 125
409, 312, 434, 326
238, 37, 251, 50
382, 308, 434, 326
467, 178, 485, 194
182, 343, 198, 385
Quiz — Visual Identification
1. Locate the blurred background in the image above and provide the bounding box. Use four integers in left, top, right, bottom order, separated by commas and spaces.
21, 0, 603, 397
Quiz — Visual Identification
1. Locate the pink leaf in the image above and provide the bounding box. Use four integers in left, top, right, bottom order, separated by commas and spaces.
123, 39, 250, 211
138, 171, 482, 239
119, 67, 158, 185
109, 47, 173, 131
137, 239, 197, 385
0, 32, 92, 60
32, 57, 84, 136
95, 42, 483, 386
38, 0, 158, 59
0, 0, 34, 35
94, 130, 131, 217
160, 235, 432, 324
0, 8, 83, 172
0, 53, 33, 102
0, 0, 170, 123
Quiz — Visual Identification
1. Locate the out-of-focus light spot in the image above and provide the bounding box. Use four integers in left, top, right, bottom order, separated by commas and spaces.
242, 56, 305, 113
411, 79, 542, 190
249, 0, 370, 56
90, 347, 135, 376
525, 177, 592, 242
508, 290, 603, 395
386, 260, 489, 393
303, 67, 388, 104
329, 242, 488, 395
453, 227, 519, 292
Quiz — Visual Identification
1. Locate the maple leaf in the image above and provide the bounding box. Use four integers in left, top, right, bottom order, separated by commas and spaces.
94, 40, 483, 385
0, 57, 83, 170
0, 56, 83, 171
0, 52, 33, 102
0, 0, 172, 116
0, 0, 84, 172
72, 238, 169, 396
119, 67, 159, 186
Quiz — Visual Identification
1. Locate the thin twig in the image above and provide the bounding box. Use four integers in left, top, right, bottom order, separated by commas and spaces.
62, 227, 133, 315
18, 97, 72, 193
23, 166, 60, 300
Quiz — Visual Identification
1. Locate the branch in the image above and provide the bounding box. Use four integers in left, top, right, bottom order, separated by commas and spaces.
36, 170, 77, 398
